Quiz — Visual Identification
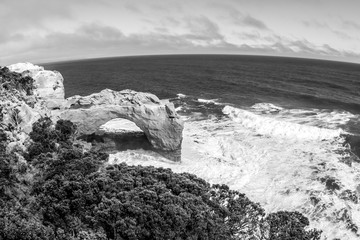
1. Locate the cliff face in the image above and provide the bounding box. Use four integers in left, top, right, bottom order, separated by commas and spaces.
8, 63, 65, 109
1, 63, 184, 161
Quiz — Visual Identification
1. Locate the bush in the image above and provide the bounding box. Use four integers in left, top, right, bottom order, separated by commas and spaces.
0, 67, 34, 95
27, 117, 77, 159
0, 206, 54, 240
266, 211, 322, 240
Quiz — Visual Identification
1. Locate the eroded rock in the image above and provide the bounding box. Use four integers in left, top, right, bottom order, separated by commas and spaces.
54, 89, 184, 161
8, 62, 65, 109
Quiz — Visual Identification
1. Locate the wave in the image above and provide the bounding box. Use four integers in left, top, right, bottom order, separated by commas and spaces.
251, 102, 283, 113
177, 93, 187, 98
223, 105, 345, 141
197, 98, 220, 105
171, 94, 226, 120
249, 103, 358, 132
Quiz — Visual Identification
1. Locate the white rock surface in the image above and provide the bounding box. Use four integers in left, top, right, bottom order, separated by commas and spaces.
7, 62, 65, 109
100, 118, 143, 133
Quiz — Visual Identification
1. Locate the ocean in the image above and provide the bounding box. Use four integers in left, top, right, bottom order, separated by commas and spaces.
44, 55, 360, 239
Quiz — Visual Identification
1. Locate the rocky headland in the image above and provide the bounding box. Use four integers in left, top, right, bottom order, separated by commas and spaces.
0, 63, 184, 161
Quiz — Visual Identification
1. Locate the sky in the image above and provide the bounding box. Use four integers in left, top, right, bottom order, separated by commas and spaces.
1, 0, 360, 65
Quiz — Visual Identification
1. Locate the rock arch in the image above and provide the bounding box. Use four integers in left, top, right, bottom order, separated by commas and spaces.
54, 89, 184, 161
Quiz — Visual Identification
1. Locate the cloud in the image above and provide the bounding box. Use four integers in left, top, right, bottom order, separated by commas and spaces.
332, 30, 357, 40
185, 16, 224, 41
342, 20, 360, 30
3, 19, 359, 66
1, 21, 237, 64
266, 38, 349, 58
242, 15, 268, 30
237, 32, 261, 40
0, 0, 72, 31
231, 29, 358, 60
162, 17, 181, 27
227, 9, 269, 30
303, 19, 359, 41
124, 2, 142, 13
34, 23, 125, 53
303, 20, 329, 29
76, 23, 124, 41
0, 33, 25, 44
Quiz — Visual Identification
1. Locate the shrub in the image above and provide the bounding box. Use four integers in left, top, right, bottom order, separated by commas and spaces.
0, 67, 34, 95
266, 211, 322, 240
27, 117, 77, 159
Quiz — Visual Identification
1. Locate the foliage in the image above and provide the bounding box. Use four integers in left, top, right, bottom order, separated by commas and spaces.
27, 117, 77, 159
266, 211, 322, 240
0, 67, 34, 95
0, 206, 54, 240
208, 184, 267, 238
0, 130, 22, 203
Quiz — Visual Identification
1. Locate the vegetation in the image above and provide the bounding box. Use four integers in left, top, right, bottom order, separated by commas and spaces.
27, 117, 77, 160
0, 66, 34, 95
0, 117, 322, 239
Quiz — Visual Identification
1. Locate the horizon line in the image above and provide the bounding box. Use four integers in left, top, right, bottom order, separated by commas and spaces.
35, 53, 360, 66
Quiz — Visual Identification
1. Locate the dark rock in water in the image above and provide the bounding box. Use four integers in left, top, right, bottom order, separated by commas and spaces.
339, 189, 358, 204
339, 209, 359, 233
343, 134, 360, 161
320, 176, 341, 191
310, 196, 321, 206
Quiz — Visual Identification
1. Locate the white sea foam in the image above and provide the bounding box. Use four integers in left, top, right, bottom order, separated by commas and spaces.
223, 105, 344, 141
108, 106, 360, 239
277, 108, 356, 129
251, 102, 283, 113
175, 106, 183, 112
197, 98, 220, 104
177, 93, 186, 98
250, 103, 357, 130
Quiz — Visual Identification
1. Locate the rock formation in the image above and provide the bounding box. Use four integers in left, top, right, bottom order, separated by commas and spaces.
1, 63, 184, 161
53, 89, 183, 161
8, 62, 65, 109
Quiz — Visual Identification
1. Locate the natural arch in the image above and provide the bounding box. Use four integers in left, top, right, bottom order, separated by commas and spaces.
53, 89, 184, 161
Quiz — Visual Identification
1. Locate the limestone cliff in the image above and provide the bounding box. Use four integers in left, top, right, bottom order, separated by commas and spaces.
1, 63, 184, 161
8, 62, 65, 109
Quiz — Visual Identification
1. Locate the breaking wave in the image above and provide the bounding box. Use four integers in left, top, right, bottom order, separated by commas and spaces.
223, 105, 345, 141
249, 103, 357, 131
198, 98, 220, 105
